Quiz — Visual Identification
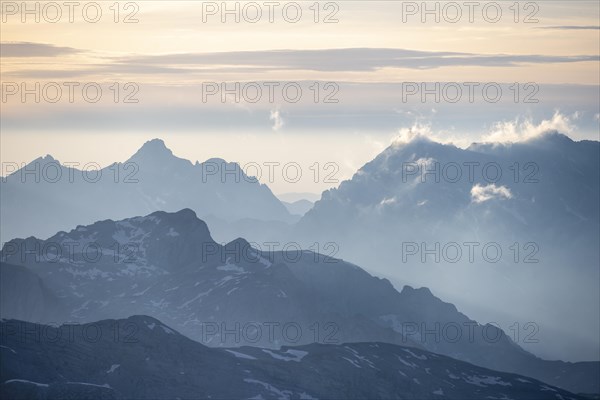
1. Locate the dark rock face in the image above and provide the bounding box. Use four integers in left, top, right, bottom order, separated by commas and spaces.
0, 317, 586, 400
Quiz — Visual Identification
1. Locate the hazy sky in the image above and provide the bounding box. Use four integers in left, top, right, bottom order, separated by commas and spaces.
1, 0, 599, 194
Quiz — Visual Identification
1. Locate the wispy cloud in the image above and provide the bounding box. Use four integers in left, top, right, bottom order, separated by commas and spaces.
269, 109, 284, 131
114, 48, 600, 72
482, 111, 576, 144
4, 46, 599, 78
0, 42, 81, 57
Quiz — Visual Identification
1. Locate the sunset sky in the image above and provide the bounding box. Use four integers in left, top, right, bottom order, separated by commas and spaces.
1, 0, 599, 194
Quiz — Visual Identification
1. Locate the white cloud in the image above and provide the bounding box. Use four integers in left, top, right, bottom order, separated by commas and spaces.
379, 197, 397, 206
392, 121, 474, 148
482, 111, 575, 144
269, 109, 284, 131
391, 111, 580, 150
470, 184, 513, 203
392, 122, 435, 145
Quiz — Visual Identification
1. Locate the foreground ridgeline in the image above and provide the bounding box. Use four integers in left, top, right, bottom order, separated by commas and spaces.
0, 316, 586, 400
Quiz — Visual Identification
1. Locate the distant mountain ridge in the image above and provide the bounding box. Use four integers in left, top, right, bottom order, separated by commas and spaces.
295, 131, 600, 362
0, 139, 293, 241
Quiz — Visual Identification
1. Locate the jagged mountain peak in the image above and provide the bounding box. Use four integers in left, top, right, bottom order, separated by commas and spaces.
373, 135, 461, 167
127, 138, 177, 163
25, 209, 215, 249
139, 138, 171, 153
0, 209, 219, 273
387, 133, 465, 155
26, 154, 58, 167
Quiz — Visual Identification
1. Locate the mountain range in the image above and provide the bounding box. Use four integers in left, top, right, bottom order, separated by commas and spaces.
0, 139, 293, 242
1, 209, 598, 394
295, 132, 600, 362
1, 132, 599, 397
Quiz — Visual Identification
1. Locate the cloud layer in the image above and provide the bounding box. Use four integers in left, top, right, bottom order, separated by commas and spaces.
3, 44, 598, 78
